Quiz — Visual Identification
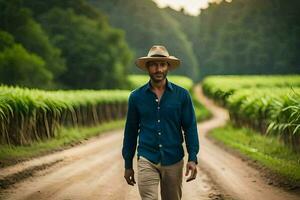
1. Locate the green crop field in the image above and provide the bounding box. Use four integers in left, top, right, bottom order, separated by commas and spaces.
202, 75, 300, 151
0, 85, 130, 146
0, 75, 207, 147
202, 75, 300, 105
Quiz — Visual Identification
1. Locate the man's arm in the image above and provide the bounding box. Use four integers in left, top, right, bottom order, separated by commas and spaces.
181, 90, 200, 182
122, 92, 140, 169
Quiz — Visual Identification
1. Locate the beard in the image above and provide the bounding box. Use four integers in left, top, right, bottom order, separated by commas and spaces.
149, 71, 168, 83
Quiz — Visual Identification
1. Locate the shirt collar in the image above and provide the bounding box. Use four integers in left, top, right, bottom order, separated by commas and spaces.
144, 78, 173, 92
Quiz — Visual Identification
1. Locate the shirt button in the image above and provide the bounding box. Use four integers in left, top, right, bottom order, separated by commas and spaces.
159, 144, 162, 148
155, 99, 158, 102
158, 132, 161, 135
157, 106, 160, 110
158, 120, 160, 123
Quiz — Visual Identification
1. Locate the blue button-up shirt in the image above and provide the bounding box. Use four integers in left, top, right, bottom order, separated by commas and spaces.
122, 79, 199, 169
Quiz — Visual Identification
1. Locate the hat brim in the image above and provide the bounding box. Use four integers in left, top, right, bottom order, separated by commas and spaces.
135, 56, 181, 71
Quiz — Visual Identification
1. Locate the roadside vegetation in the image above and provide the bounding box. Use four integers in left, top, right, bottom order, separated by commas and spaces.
210, 123, 300, 185
0, 86, 129, 166
0, 120, 124, 166
202, 75, 300, 186
0, 86, 129, 146
202, 75, 300, 151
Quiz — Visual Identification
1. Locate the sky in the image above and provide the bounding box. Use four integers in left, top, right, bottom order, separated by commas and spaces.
152, 0, 232, 16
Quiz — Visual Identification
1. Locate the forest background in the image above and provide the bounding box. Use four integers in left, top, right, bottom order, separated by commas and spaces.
0, 0, 299, 89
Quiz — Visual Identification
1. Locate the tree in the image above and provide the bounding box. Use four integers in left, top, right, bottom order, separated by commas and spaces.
89, 0, 200, 80
39, 8, 132, 89
0, 0, 66, 81
0, 31, 52, 87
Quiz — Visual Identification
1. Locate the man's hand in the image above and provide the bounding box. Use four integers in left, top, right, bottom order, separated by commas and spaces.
185, 161, 197, 182
124, 168, 136, 186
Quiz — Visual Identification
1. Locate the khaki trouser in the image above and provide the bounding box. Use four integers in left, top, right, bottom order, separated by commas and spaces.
137, 156, 184, 200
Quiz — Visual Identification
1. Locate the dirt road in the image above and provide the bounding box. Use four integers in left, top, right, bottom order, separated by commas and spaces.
0, 85, 299, 200
0, 131, 223, 200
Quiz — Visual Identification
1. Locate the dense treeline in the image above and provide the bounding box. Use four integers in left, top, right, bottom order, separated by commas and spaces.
88, 0, 300, 80
88, 0, 199, 80
0, 0, 132, 89
194, 0, 300, 78
1, 0, 299, 88
163, 0, 300, 78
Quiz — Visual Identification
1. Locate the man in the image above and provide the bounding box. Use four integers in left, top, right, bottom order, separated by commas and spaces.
122, 45, 200, 200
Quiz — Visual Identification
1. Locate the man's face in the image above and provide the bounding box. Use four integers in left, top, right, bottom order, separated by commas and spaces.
146, 60, 169, 83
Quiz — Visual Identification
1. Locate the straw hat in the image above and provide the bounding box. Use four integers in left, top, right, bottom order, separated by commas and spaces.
135, 45, 181, 71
